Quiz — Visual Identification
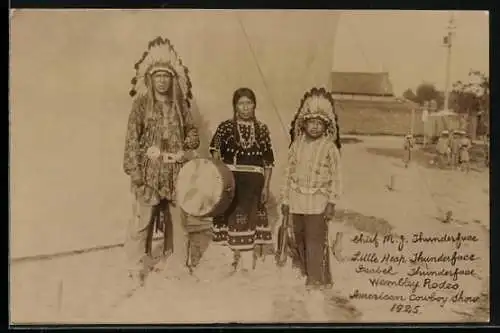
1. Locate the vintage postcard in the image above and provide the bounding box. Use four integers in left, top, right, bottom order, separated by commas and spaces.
9, 9, 489, 324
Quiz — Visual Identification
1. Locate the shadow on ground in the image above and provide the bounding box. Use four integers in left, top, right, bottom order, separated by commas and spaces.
335, 208, 394, 235
340, 137, 363, 145
144, 192, 281, 277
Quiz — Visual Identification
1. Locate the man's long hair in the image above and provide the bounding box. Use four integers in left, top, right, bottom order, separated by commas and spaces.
142, 73, 189, 139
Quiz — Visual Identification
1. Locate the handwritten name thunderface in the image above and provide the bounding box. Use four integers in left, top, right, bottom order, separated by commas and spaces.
412, 232, 478, 250
351, 251, 406, 265
407, 266, 476, 282
409, 251, 477, 266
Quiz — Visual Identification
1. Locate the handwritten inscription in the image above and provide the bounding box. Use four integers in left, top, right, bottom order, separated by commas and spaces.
411, 232, 479, 249
344, 231, 483, 316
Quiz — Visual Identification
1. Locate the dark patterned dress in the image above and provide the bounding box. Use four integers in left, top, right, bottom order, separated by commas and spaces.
209, 119, 274, 251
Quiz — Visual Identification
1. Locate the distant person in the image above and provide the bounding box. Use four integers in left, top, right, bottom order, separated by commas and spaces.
449, 130, 461, 170
281, 88, 342, 321
403, 134, 414, 168
436, 130, 451, 168
458, 131, 472, 173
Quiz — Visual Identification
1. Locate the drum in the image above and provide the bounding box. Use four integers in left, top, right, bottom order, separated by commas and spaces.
176, 158, 235, 217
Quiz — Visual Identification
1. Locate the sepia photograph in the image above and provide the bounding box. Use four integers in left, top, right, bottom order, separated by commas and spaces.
9, 9, 490, 324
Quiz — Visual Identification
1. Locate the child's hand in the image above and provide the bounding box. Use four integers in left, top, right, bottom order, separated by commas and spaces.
324, 203, 336, 221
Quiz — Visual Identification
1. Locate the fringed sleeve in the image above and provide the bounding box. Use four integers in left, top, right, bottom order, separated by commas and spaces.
182, 104, 200, 150
327, 144, 343, 205
123, 99, 144, 180
280, 141, 297, 205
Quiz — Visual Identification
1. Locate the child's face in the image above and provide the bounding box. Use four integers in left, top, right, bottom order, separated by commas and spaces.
304, 118, 326, 139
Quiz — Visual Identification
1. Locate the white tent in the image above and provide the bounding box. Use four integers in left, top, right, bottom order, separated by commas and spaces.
10, 10, 341, 258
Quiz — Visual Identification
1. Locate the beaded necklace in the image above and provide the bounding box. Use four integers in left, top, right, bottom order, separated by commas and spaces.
236, 120, 256, 150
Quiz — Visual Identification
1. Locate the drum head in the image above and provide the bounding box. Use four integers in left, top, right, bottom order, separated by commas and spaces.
176, 158, 226, 217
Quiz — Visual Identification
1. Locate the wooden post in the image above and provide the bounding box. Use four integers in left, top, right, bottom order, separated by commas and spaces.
388, 174, 395, 191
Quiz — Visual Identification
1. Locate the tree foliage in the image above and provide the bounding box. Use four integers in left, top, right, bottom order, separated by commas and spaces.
403, 83, 444, 110
450, 70, 489, 116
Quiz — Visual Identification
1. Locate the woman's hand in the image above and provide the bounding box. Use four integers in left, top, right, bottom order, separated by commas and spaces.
212, 151, 222, 161
261, 186, 269, 204
323, 203, 336, 221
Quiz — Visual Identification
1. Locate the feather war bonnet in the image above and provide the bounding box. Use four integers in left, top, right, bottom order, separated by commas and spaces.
129, 37, 193, 107
290, 87, 339, 143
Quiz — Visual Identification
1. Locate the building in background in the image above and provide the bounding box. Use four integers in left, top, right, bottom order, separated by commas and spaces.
330, 71, 421, 136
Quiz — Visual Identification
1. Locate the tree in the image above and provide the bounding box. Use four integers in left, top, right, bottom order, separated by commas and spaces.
449, 70, 490, 137
415, 83, 440, 106
450, 70, 489, 116
402, 88, 418, 103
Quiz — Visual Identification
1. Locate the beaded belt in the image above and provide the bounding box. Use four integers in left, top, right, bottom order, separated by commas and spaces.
226, 164, 264, 175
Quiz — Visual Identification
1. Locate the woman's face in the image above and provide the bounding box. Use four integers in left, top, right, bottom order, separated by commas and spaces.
235, 96, 255, 120
304, 118, 326, 139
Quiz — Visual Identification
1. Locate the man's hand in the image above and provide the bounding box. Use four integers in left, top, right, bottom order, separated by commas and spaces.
184, 131, 200, 150
131, 170, 144, 187
323, 202, 336, 221
177, 150, 197, 163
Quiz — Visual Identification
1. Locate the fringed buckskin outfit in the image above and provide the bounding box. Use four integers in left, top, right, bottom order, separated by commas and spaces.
281, 87, 342, 289
123, 37, 200, 276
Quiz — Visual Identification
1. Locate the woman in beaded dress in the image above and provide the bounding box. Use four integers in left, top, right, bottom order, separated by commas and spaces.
209, 87, 275, 272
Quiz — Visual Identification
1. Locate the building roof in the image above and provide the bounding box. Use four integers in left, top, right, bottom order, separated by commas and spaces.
334, 98, 417, 113
330, 71, 394, 96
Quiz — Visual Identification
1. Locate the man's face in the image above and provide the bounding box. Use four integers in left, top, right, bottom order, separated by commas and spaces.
304, 118, 326, 139
152, 71, 173, 95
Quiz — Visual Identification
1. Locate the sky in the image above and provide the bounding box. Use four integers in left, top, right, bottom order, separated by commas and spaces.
333, 10, 489, 96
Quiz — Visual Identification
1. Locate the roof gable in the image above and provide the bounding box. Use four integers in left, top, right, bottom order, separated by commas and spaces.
330, 71, 394, 96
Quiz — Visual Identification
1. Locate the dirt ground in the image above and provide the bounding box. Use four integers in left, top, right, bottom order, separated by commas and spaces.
10, 135, 489, 324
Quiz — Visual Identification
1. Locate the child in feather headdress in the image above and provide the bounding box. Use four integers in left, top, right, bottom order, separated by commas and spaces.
281, 88, 342, 291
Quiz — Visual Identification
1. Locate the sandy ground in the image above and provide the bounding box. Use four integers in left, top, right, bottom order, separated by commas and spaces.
10, 136, 489, 324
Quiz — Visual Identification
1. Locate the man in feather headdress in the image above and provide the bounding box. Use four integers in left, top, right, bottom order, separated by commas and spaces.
123, 37, 200, 282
